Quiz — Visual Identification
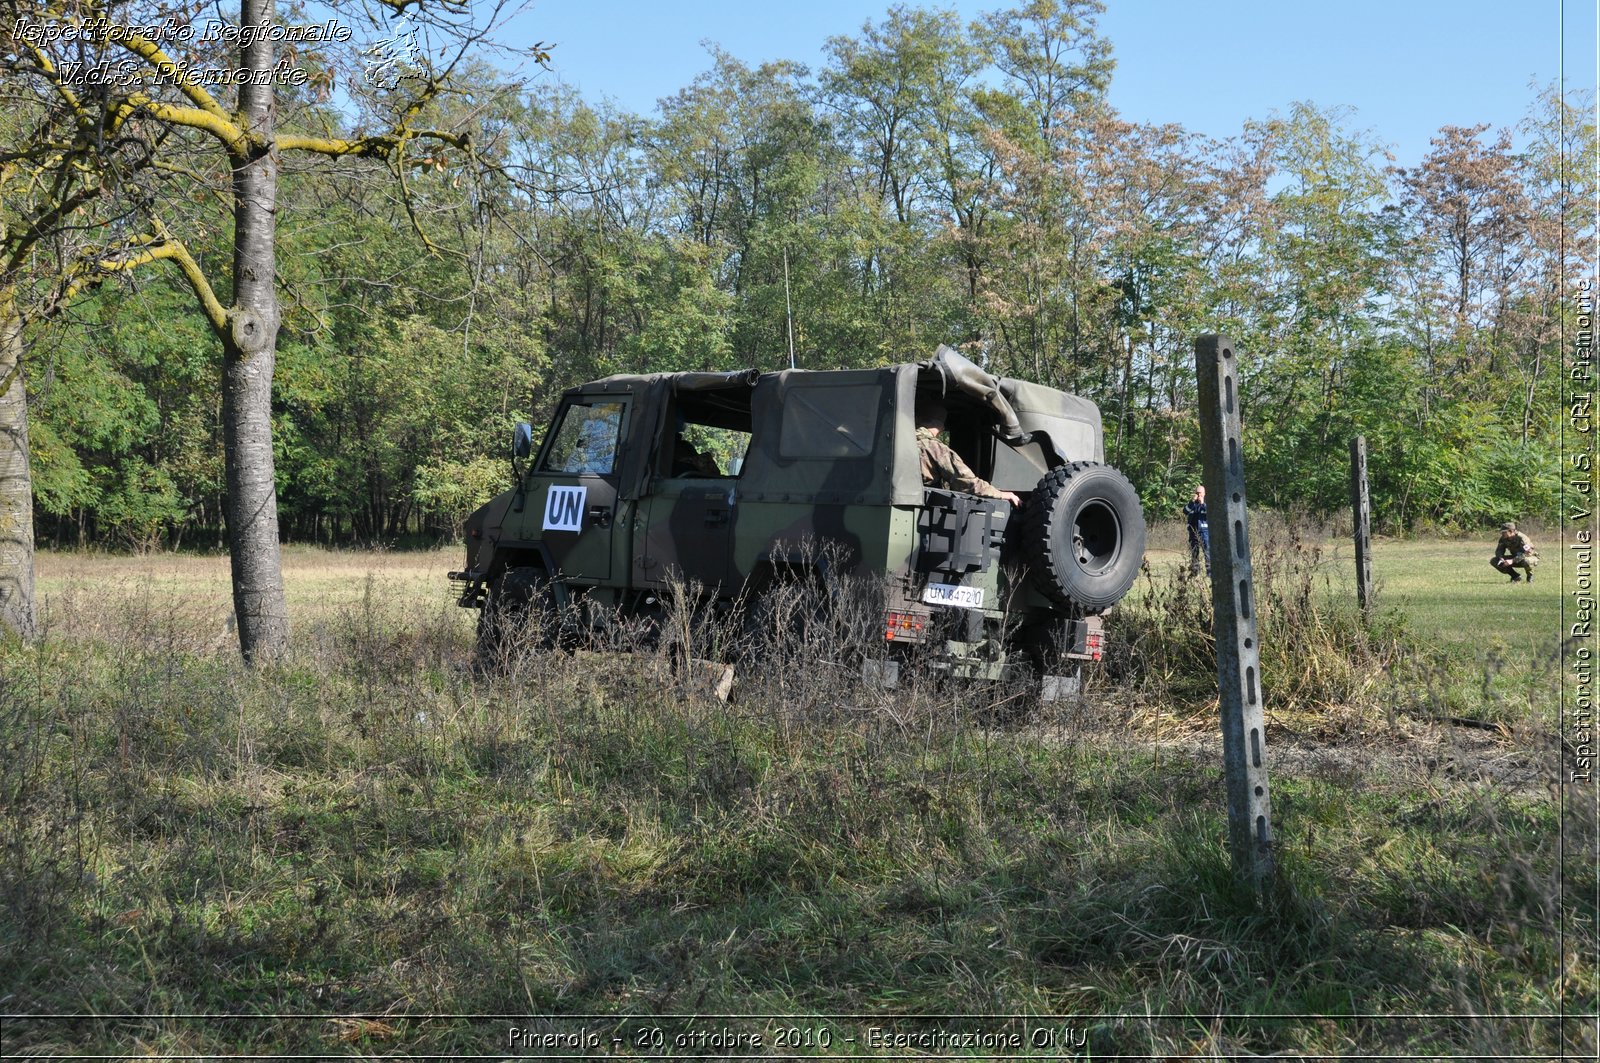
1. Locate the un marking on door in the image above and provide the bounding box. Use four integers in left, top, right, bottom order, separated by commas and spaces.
544, 485, 587, 531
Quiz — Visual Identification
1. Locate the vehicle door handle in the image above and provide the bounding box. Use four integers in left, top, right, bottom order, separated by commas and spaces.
587, 505, 612, 527
705, 508, 729, 528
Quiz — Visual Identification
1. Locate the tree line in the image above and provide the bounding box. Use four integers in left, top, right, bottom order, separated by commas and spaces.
3, 0, 1592, 652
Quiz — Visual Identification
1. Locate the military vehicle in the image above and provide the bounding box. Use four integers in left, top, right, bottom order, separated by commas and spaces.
449, 346, 1146, 687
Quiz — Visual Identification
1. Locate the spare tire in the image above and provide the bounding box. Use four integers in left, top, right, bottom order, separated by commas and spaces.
1020, 461, 1146, 613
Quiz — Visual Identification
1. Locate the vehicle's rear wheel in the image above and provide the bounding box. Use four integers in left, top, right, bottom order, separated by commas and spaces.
1020, 462, 1146, 613
1014, 618, 1069, 674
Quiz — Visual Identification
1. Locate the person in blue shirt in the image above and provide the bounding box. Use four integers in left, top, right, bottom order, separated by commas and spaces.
1183, 484, 1210, 575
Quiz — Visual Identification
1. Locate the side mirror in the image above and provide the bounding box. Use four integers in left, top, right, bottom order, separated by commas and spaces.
512, 421, 533, 460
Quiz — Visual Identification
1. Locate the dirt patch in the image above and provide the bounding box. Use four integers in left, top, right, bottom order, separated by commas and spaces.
1206, 723, 1558, 803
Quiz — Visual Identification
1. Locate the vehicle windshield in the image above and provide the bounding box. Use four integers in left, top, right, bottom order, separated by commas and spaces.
542, 400, 625, 475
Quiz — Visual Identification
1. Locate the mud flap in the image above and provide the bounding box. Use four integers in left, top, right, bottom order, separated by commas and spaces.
861, 659, 901, 689
1041, 670, 1081, 702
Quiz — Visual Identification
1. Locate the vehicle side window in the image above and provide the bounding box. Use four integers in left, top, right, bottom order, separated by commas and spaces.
777, 384, 881, 459
540, 399, 626, 475
671, 423, 751, 477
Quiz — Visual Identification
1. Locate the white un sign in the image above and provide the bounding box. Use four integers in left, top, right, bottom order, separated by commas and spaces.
543, 485, 587, 532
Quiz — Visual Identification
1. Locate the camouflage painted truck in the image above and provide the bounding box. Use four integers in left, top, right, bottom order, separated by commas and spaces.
449, 346, 1147, 687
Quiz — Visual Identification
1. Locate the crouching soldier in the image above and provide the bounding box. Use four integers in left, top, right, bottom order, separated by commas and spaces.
1490, 522, 1539, 584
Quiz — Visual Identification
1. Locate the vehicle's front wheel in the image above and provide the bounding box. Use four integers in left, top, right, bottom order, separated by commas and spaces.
475, 566, 559, 664
1020, 462, 1146, 613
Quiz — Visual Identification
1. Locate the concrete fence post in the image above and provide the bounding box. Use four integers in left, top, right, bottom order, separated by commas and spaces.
1350, 436, 1374, 615
1193, 334, 1275, 895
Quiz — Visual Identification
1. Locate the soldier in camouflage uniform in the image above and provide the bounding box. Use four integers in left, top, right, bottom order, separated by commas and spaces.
671, 436, 719, 476
915, 398, 1021, 505
1490, 521, 1539, 583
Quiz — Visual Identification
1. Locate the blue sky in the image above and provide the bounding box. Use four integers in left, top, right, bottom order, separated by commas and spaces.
508, 0, 1597, 168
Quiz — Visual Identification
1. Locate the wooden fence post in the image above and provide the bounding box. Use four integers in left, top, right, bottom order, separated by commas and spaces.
1193, 334, 1275, 895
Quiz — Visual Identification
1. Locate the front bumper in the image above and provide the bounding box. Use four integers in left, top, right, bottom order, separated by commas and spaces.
448, 569, 487, 608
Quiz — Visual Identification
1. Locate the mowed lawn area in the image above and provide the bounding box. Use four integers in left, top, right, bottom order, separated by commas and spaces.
1364, 535, 1566, 655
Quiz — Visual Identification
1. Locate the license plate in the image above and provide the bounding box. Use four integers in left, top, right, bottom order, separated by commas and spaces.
922, 582, 984, 610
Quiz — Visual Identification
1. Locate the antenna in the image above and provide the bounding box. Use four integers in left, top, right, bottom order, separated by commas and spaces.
783, 245, 796, 370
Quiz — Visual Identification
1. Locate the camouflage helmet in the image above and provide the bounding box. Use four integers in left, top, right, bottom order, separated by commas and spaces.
1500, 521, 1517, 533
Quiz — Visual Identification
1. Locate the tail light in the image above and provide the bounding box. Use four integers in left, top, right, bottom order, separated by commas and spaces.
883, 611, 926, 641
1087, 630, 1103, 662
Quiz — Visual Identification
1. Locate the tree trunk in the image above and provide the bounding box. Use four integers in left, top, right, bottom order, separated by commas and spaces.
0, 299, 36, 641
222, 0, 289, 662
1522, 334, 1544, 446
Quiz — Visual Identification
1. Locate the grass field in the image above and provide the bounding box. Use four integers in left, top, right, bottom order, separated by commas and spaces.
2, 530, 1593, 1058
1129, 528, 1566, 730
31, 533, 1567, 657
31, 545, 465, 646
1138, 530, 1564, 653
